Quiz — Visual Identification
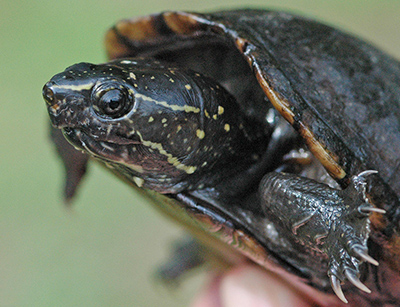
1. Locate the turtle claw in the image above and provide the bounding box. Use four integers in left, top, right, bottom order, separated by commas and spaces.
359, 206, 386, 214
329, 268, 372, 303
357, 170, 378, 178
330, 274, 348, 304
327, 243, 378, 302
353, 246, 379, 266
345, 269, 371, 293
325, 171, 383, 302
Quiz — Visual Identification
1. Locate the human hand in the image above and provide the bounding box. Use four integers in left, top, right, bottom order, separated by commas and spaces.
192, 264, 316, 307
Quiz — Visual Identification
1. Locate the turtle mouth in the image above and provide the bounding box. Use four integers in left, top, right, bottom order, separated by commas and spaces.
62, 127, 141, 162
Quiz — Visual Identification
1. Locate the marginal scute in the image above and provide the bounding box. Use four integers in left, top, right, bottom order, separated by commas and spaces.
232, 229, 270, 266
298, 123, 346, 180
253, 67, 347, 181
253, 69, 295, 124
104, 29, 128, 59
163, 11, 204, 35
116, 16, 158, 41
190, 206, 270, 267
235, 37, 250, 54
105, 15, 160, 59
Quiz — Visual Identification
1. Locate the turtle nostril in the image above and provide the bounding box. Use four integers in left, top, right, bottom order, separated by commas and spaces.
43, 83, 55, 105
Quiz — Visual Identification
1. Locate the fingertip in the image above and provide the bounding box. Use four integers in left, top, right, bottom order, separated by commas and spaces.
191, 274, 222, 307
220, 265, 310, 307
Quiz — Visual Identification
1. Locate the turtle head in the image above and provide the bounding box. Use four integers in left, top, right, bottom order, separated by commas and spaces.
43, 61, 141, 174
43, 62, 135, 128
43, 59, 266, 193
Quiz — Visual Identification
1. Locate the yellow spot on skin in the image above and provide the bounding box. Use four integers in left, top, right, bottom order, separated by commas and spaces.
161, 118, 167, 123
151, 76, 155, 80
124, 163, 144, 173
186, 166, 197, 174
185, 84, 192, 90
129, 72, 137, 80
218, 106, 224, 115
204, 110, 210, 118
177, 125, 182, 132
148, 117, 154, 122
134, 83, 138, 88
125, 117, 134, 124
133, 177, 144, 187
196, 129, 205, 139
169, 78, 175, 83
213, 114, 218, 120
224, 124, 230, 132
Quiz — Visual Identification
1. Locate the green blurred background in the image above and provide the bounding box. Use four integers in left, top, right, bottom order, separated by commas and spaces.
1, 0, 399, 306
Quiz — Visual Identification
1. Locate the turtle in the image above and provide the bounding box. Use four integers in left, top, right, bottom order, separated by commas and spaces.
42, 9, 400, 306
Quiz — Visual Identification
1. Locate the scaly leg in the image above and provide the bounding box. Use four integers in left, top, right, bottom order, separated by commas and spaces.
259, 170, 385, 303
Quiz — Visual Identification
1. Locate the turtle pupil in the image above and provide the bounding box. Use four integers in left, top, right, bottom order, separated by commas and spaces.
106, 94, 121, 110
97, 89, 130, 118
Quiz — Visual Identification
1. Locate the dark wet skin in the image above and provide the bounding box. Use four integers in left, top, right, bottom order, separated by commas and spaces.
43, 58, 386, 304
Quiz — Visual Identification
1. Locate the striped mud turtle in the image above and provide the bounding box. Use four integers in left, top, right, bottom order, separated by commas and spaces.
43, 9, 400, 306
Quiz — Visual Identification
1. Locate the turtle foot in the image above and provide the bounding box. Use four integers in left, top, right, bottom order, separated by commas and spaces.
327, 244, 376, 303
326, 170, 384, 303
260, 170, 385, 303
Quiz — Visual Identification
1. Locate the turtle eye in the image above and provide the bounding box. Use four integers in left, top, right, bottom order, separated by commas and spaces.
93, 85, 133, 119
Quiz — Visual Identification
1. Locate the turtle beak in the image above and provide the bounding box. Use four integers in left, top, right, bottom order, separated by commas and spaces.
43, 81, 56, 106
43, 81, 63, 127
42, 81, 67, 128
42, 80, 89, 129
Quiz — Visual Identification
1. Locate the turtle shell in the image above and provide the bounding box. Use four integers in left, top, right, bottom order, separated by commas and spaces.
102, 9, 400, 305
105, 7, 400, 254
106, 11, 400, 190
46, 9, 400, 306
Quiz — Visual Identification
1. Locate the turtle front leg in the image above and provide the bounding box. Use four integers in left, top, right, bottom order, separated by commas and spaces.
259, 170, 385, 303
